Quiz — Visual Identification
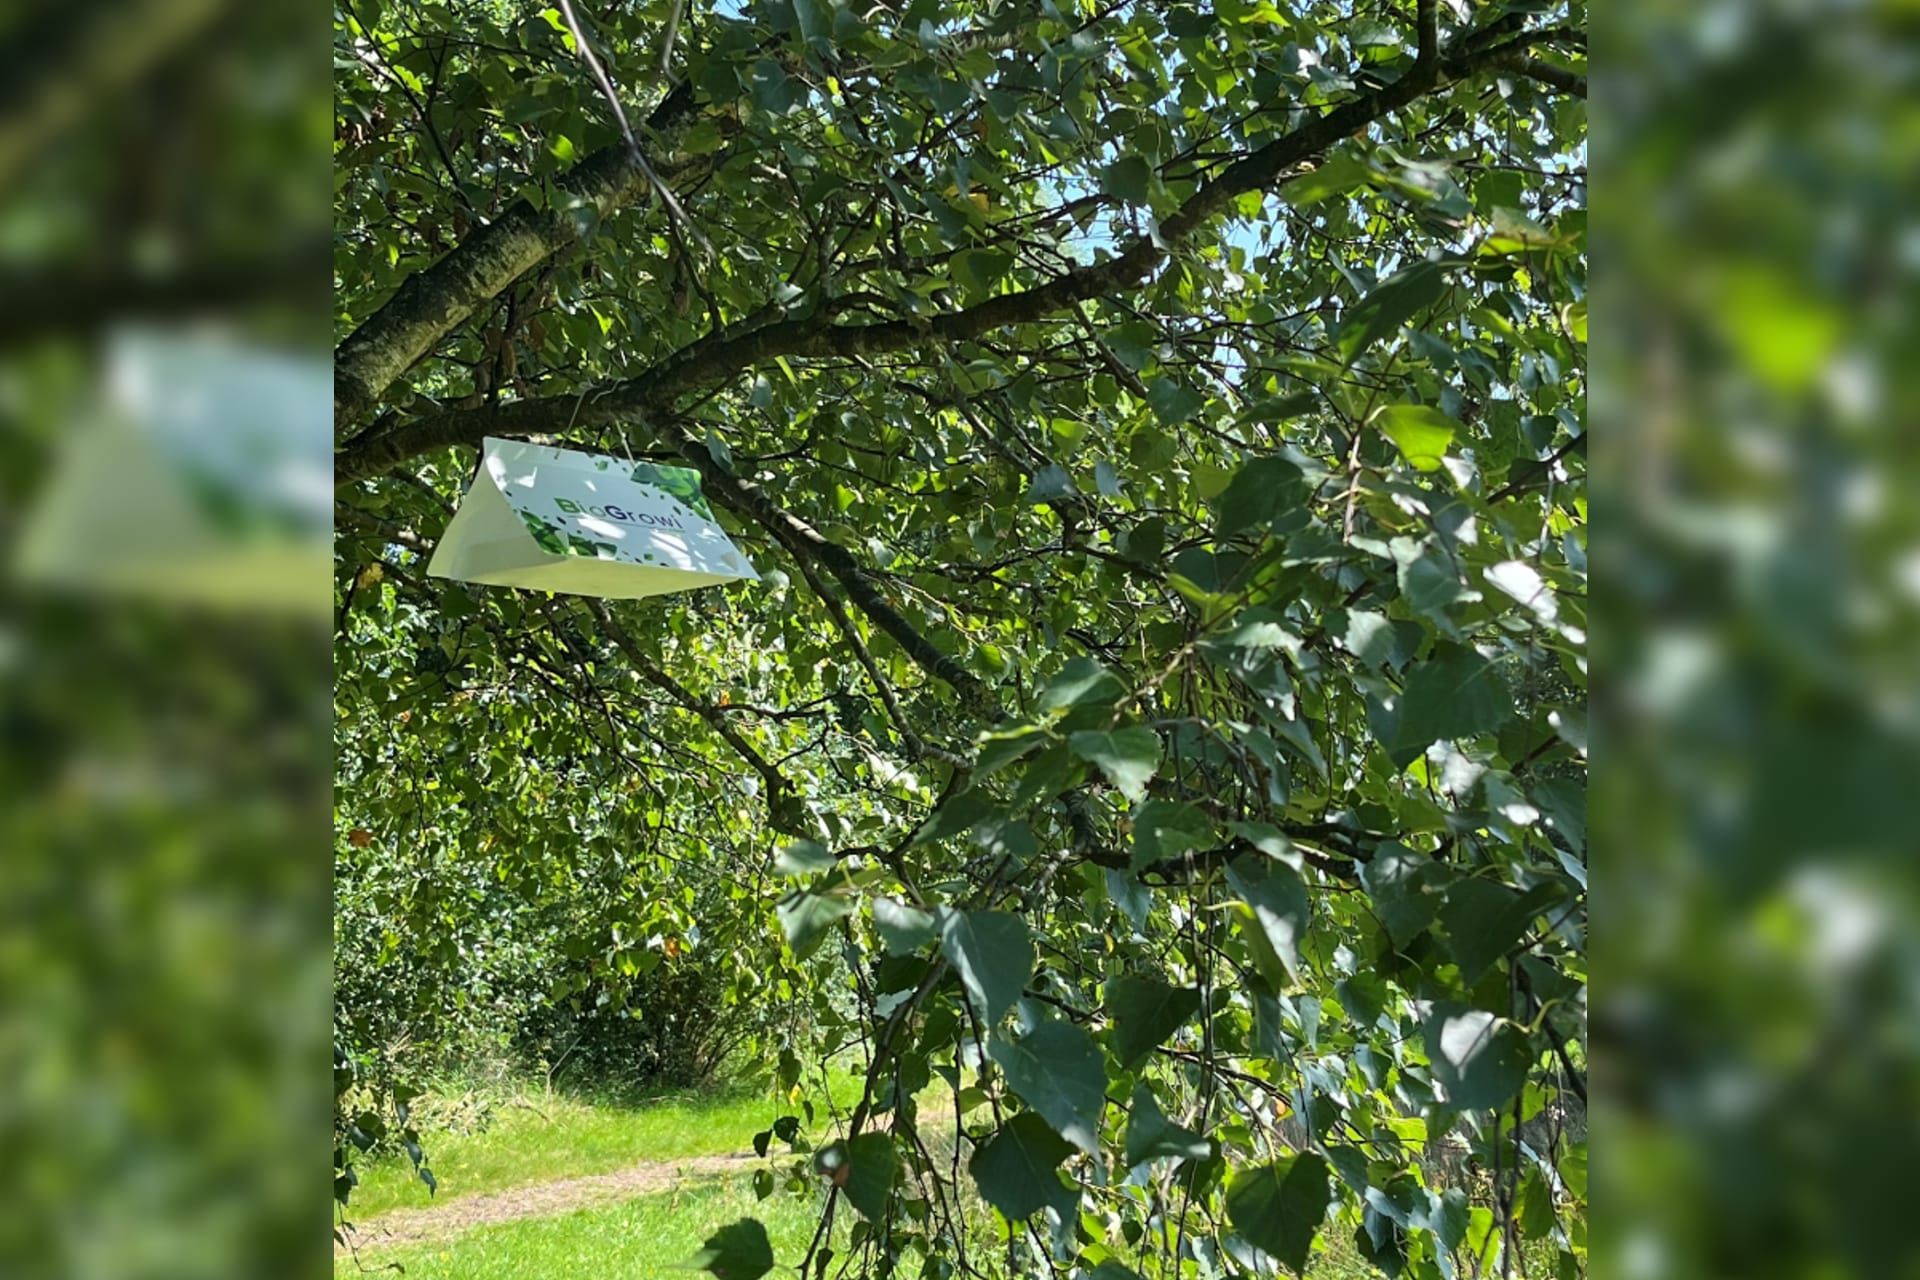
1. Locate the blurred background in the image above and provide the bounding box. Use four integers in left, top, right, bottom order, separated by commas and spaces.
1599, 1, 1920, 1278
0, 0, 331, 1276
0, 0, 1915, 1276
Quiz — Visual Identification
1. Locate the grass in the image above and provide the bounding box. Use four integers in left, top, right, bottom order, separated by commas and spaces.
339, 1069, 1576, 1280
336, 1170, 833, 1279
344, 1065, 867, 1219
337, 1164, 1536, 1280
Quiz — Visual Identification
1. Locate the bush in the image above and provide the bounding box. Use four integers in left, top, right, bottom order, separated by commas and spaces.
520, 956, 766, 1095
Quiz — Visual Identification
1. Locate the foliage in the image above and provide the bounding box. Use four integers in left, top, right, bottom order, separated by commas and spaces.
333, 582, 807, 1120
334, 0, 1588, 1276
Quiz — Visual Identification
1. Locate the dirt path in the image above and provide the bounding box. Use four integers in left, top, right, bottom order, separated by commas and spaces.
334, 1149, 759, 1258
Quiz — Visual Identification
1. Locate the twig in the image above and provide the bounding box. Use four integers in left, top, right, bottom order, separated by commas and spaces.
552, 0, 710, 255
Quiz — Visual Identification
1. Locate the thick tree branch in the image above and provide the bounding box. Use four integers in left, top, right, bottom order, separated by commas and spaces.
1490, 53, 1587, 98
1080, 831, 1363, 885
0, 0, 227, 192
332, 80, 707, 429
681, 439, 999, 715
0, 242, 328, 349
337, 27, 1576, 481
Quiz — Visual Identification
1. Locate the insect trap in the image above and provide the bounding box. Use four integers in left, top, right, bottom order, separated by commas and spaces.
13, 326, 332, 616
427, 436, 759, 599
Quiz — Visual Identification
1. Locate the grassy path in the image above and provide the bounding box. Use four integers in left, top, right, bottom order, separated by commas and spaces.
336, 1173, 832, 1279
333, 1071, 874, 1275
341, 1081, 843, 1218
333, 1082, 1546, 1280
336, 1149, 761, 1256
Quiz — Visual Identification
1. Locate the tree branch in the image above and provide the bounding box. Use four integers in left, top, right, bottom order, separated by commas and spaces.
0, 243, 328, 349
552, 0, 706, 252
0, 0, 227, 193
337, 25, 1579, 481
1489, 52, 1587, 99
780, 534, 967, 767
680, 438, 999, 715
585, 597, 811, 835
332, 80, 708, 429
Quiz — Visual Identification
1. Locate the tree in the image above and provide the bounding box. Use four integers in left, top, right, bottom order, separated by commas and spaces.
333, 0, 1587, 1274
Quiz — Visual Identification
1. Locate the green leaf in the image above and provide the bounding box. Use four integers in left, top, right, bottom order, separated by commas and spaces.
1517, 1167, 1556, 1239
1438, 879, 1568, 982
1225, 855, 1310, 989
1214, 455, 1307, 537
1358, 842, 1450, 947
813, 1132, 897, 1220
987, 1017, 1107, 1151
1374, 404, 1457, 471
1485, 559, 1556, 625
1026, 463, 1077, 503
681, 119, 727, 155
1381, 643, 1511, 767
1100, 155, 1154, 203
1106, 974, 1201, 1069
1325, 1144, 1372, 1195
914, 790, 995, 843
1281, 154, 1372, 206
777, 891, 852, 959
872, 897, 935, 955
1396, 539, 1466, 617
1339, 262, 1448, 362
1533, 775, 1587, 855
1147, 378, 1206, 426
1465, 1205, 1501, 1274
1225, 1154, 1332, 1273
1128, 798, 1211, 873
1357, 1210, 1409, 1276
747, 58, 800, 113
953, 247, 1015, 293
775, 839, 834, 876
1424, 1004, 1532, 1110
1123, 1082, 1210, 1166
968, 1112, 1077, 1221
1037, 657, 1124, 712
1559, 1143, 1588, 1199
973, 725, 1049, 776
1414, 1186, 1472, 1256
682, 1218, 774, 1280
1069, 727, 1161, 802
937, 908, 1033, 1024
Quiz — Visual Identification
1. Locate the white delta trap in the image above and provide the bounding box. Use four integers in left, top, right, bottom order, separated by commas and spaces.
427, 436, 759, 599
13, 326, 332, 617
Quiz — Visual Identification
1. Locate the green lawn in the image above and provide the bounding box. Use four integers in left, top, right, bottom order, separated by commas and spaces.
344, 1067, 866, 1218
338, 1072, 1572, 1280
337, 1171, 833, 1279
336, 1164, 1514, 1280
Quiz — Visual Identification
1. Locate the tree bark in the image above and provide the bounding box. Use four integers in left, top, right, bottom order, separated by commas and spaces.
332, 82, 706, 430
334, 27, 1582, 473
336, 43, 1496, 481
